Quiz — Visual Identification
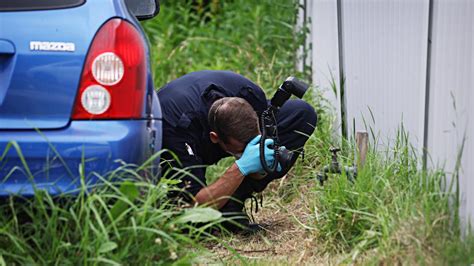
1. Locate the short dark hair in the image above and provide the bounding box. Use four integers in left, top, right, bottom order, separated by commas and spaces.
208, 97, 259, 144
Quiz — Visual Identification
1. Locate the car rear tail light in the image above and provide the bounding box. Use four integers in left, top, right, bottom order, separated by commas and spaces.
92, 52, 125, 86
72, 19, 146, 119
81, 85, 111, 114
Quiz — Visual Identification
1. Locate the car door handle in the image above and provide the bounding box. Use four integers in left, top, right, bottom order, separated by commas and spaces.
0, 40, 15, 55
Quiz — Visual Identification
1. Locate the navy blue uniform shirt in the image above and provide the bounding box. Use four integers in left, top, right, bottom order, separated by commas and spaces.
157, 70, 267, 196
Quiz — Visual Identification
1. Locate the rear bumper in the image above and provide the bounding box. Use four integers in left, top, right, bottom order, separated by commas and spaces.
0, 120, 161, 196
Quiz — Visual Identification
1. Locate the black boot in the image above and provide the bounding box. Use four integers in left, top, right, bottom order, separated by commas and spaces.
219, 180, 265, 235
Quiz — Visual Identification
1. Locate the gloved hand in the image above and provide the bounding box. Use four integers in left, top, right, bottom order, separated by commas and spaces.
235, 135, 275, 176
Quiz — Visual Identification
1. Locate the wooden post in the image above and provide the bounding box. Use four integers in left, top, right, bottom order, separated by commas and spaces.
356, 131, 369, 169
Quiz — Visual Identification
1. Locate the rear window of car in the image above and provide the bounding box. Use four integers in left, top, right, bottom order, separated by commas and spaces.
0, 0, 85, 11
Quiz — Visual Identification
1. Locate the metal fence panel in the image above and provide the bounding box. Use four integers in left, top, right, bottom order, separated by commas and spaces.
427, 0, 474, 232
310, 0, 342, 136
341, 0, 429, 151
304, 0, 473, 233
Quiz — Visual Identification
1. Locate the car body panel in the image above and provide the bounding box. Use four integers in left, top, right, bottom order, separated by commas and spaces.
0, 119, 162, 196
0, 0, 160, 129
0, 0, 163, 196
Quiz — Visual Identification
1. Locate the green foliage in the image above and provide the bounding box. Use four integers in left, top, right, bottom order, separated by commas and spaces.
0, 162, 220, 264
309, 127, 472, 264
440, 233, 474, 265
110, 180, 140, 219
176, 208, 222, 224
143, 0, 307, 95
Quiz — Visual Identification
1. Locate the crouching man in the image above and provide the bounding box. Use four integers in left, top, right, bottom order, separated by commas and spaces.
158, 70, 317, 233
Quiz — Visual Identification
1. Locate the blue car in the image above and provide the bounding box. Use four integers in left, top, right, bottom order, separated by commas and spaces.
0, 0, 163, 196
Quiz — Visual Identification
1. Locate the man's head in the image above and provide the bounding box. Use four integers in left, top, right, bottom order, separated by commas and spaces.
208, 97, 260, 157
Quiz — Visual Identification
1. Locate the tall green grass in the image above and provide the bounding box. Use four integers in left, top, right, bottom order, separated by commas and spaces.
143, 0, 307, 92
0, 148, 223, 264
308, 126, 474, 264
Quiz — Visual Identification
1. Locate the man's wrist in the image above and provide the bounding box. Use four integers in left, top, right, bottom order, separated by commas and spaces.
233, 161, 247, 177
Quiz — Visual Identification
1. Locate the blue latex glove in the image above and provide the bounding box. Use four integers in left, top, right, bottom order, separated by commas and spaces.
235, 135, 275, 176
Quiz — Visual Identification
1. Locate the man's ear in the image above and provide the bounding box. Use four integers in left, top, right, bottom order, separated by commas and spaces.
209, 131, 219, 143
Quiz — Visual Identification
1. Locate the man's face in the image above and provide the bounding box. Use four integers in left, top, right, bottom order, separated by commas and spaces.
218, 137, 246, 159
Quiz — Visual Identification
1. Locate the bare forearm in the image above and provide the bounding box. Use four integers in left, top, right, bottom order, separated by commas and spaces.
194, 163, 244, 209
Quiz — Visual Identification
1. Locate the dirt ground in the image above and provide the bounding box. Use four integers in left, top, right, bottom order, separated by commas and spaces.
204, 178, 342, 265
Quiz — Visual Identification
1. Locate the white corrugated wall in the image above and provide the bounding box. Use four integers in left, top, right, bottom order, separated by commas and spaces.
426, 0, 474, 232
302, 0, 473, 233
340, 0, 429, 152
309, 0, 342, 136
